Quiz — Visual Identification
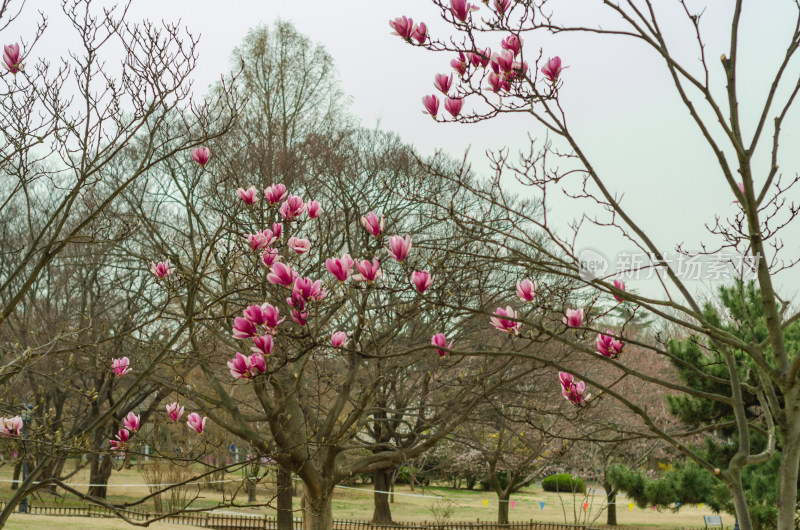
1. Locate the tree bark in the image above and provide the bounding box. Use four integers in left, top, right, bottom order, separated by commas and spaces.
727, 470, 754, 530
302, 484, 333, 530
247, 476, 257, 503
603, 479, 617, 526
10, 462, 20, 490
277, 466, 294, 530
88, 453, 113, 498
497, 492, 510, 524
372, 467, 393, 523
778, 417, 800, 530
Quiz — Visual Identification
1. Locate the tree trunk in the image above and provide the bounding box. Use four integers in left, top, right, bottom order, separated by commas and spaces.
372, 468, 393, 523
727, 470, 754, 530
88, 453, 113, 498
603, 479, 617, 526
277, 466, 294, 530
302, 484, 333, 530
10, 462, 20, 490
778, 419, 800, 530
247, 476, 257, 503
497, 492, 510, 524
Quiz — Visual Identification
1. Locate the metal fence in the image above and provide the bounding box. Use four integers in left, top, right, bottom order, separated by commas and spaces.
0, 502, 730, 530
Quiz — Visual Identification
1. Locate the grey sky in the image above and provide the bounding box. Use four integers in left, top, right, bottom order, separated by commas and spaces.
16, 0, 800, 302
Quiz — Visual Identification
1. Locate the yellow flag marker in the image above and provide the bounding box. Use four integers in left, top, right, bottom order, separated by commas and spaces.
483, 500, 488, 507
628, 503, 634, 511
699, 503, 704, 509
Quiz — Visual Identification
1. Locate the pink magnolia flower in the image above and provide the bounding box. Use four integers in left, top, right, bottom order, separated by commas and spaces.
228, 352, 252, 379
331, 331, 349, 349
292, 277, 326, 301
186, 412, 207, 434
613, 279, 626, 303
541, 56, 564, 83
0, 416, 22, 437
487, 73, 510, 93
444, 98, 464, 118
563, 308, 584, 328
451, 52, 468, 75
232, 317, 258, 339
411, 271, 433, 293
306, 200, 321, 218
422, 94, 440, 117
291, 310, 309, 326
353, 258, 382, 282
326, 254, 355, 281
264, 184, 288, 204
150, 260, 173, 279
596, 332, 624, 358
261, 248, 280, 268
387, 235, 412, 262
494, 0, 512, 14
451, 0, 479, 22
236, 186, 258, 205
411, 22, 428, 44
272, 222, 283, 239
508, 60, 528, 80
261, 303, 285, 331
2, 43, 21, 74
490, 306, 521, 334
559, 372, 588, 406
250, 352, 267, 374
389, 16, 415, 40
110, 428, 130, 450
247, 229, 276, 250
431, 334, 453, 357
501, 35, 522, 56
496, 49, 515, 73
243, 304, 269, 326
267, 262, 296, 287
361, 212, 385, 237
279, 195, 306, 220
112, 357, 131, 377
191, 147, 210, 166
516, 279, 536, 302
123, 412, 141, 432
288, 237, 311, 254
252, 335, 275, 356
477, 48, 492, 68
434, 73, 453, 95
166, 402, 184, 422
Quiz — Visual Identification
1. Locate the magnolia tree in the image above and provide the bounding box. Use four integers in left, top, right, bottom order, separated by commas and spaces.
389, 2, 800, 529
125, 115, 541, 530
448, 399, 572, 524
0, 0, 239, 522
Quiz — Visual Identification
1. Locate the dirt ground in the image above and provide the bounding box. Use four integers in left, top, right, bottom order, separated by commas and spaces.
0, 464, 736, 528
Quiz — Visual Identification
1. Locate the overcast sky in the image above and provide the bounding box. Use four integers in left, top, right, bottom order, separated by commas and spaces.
16, 0, 800, 302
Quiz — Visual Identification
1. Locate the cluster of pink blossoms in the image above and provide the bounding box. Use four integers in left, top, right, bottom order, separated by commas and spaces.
238, 182, 321, 266
559, 372, 589, 406
483, 276, 630, 403
109, 328, 200, 437
110, 411, 140, 450
390, 3, 566, 117
326, 212, 432, 294
230, 304, 282, 377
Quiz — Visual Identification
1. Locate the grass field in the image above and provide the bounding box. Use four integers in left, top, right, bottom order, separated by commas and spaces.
0, 464, 735, 528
